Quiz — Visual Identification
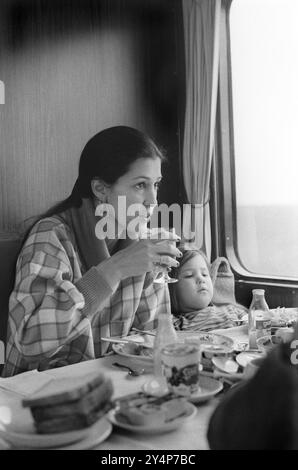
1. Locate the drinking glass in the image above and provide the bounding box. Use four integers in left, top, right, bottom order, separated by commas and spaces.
141, 227, 179, 284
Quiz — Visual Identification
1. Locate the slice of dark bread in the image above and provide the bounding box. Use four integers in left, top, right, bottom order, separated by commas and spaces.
35, 402, 112, 434
31, 378, 113, 421
22, 371, 105, 408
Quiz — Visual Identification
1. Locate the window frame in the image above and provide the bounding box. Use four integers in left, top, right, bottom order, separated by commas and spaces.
214, 0, 298, 291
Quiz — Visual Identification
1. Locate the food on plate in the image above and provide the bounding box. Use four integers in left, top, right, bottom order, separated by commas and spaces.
114, 332, 233, 362
120, 404, 166, 426
134, 344, 154, 358
22, 371, 113, 434
161, 399, 189, 420
270, 307, 298, 329
114, 392, 188, 426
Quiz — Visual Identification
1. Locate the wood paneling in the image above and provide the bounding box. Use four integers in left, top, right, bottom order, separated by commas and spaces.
0, 0, 183, 230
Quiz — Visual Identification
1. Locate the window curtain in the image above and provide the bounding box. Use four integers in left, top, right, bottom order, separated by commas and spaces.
182, 0, 221, 260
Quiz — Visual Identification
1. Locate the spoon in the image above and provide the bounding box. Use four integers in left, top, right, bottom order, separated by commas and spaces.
112, 362, 145, 377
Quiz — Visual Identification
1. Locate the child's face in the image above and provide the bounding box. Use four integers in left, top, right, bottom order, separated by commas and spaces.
176, 254, 214, 312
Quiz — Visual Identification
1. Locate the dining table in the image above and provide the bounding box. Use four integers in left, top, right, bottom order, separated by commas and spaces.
0, 326, 251, 451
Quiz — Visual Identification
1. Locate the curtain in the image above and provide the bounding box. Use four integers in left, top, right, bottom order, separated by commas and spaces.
182, 0, 221, 259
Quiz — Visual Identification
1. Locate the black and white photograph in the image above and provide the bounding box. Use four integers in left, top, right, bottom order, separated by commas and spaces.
0, 0, 298, 453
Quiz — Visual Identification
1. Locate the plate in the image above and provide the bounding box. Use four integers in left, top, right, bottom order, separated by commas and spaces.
55, 418, 112, 450
108, 402, 197, 434
0, 404, 108, 449
112, 331, 234, 362
112, 342, 153, 363
193, 332, 234, 354
187, 376, 223, 403
142, 376, 223, 404
212, 356, 239, 374
236, 351, 263, 369
111, 333, 154, 363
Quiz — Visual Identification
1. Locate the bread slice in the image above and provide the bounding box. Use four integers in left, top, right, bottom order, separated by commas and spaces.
35, 402, 112, 434
30, 378, 113, 421
22, 371, 105, 408
115, 392, 188, 427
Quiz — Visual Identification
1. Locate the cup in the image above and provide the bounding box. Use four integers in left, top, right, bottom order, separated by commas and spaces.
243, 357, 264, 379
161, 342, 200, 397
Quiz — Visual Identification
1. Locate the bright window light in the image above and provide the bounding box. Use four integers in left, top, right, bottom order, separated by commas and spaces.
230, 0, 298, 278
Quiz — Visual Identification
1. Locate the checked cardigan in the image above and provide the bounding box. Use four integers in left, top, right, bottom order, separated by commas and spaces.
2, 217, 170, 376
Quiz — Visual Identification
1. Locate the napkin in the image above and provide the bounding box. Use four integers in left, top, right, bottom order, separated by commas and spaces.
0, 370, 54, 397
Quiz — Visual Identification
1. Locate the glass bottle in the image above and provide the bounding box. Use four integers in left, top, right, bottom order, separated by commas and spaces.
153, 311, 178, 379
248, 289, 271, 348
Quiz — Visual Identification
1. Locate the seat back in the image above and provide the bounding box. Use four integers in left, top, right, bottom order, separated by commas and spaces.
0, 233, 22, 373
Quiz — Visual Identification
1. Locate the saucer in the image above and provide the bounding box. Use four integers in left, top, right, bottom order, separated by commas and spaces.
108, 403, 196, 434
212, 356, 239, 374
142, 376, 223, 404
236, 351, 263, 369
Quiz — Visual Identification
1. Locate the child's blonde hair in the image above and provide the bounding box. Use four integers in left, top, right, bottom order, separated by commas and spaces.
169, 245, 210, 315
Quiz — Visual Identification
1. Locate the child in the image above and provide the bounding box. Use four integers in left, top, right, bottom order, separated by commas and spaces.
170, 247, 247, 332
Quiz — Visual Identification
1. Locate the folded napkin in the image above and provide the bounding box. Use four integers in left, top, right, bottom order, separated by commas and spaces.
0, 370, 54, 397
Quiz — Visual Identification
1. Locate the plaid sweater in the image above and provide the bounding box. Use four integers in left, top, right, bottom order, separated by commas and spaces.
173, 304, 247, 332
3, 217, 170, 376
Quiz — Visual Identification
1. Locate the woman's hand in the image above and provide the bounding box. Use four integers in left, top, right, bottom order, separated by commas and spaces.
98, 230, 182, 283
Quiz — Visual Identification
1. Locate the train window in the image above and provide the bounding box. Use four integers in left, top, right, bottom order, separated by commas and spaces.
227, 0, 298, 279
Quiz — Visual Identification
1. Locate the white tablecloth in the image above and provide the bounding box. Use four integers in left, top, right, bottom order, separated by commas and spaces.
0, 355, 219, 450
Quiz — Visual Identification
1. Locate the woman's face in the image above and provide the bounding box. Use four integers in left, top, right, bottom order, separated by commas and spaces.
105, 157, 162, 232
175, 254, 214, 312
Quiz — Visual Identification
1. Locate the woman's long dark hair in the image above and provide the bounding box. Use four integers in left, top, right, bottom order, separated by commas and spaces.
21, 125, 166, 245
45, 125, 166, 217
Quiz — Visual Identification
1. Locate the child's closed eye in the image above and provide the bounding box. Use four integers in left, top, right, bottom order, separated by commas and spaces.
180, 271, 193, 278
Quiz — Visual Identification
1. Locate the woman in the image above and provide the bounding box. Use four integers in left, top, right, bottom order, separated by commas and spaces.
3, 126, 181, 376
